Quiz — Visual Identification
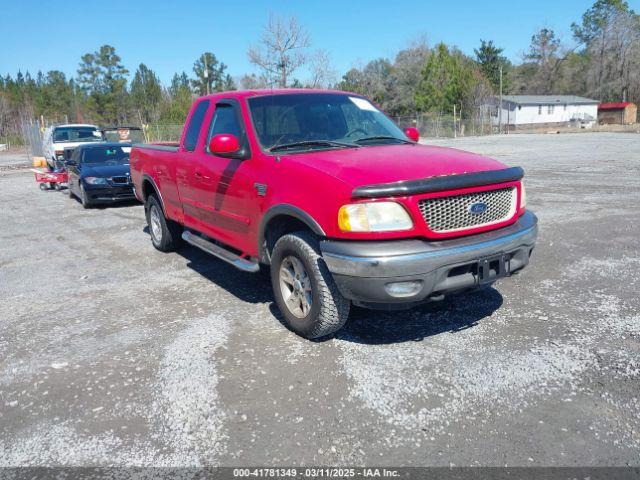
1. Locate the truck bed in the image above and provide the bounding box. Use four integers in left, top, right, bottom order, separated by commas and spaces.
132, 142, 179, 152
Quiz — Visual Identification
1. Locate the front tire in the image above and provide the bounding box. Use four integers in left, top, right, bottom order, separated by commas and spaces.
80, 184, 91, 209
145, 194, 182, 252
270, 231, 350, 339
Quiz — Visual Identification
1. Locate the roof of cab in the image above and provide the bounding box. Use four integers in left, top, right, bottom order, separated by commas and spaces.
198, 88, 355, 101
75, 142, 131, 150
53, 124, 100, 129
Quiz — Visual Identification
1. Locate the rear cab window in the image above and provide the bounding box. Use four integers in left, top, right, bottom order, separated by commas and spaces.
183, 100, 210, 152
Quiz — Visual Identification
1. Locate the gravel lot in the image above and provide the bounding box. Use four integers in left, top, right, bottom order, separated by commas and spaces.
0, 133, 639, 467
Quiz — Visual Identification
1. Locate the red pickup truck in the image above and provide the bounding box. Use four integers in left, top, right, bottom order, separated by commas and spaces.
130, 89, 537, 338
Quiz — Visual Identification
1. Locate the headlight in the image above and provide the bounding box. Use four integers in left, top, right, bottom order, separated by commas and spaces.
84, 177, 108, 185
520, 183, 527, 209
338, 202, 413, 232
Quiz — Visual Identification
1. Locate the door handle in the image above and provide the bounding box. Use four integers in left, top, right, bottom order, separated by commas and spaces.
194, 171, 202, 178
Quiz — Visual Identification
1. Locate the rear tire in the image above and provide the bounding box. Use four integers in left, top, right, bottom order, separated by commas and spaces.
145, 194, 182, 252
270, 231, 350, 339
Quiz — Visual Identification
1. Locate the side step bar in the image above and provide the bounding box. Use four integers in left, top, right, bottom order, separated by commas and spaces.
182, 230, 260, 273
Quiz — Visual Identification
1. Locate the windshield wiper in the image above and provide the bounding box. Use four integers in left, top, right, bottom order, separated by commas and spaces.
268, 140, 358, 152
354, 136, 413, 145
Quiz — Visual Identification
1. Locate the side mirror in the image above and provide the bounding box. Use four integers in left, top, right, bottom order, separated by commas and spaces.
404, 127, 420, 142
65, 160, 77, 166
208, 134, 240, 156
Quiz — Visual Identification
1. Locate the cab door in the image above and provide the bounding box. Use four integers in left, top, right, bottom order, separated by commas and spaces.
189, 100, 257, 254
175, 99, 211, 230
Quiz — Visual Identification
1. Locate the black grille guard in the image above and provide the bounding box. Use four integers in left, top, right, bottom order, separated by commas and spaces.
351, 166, 524, 199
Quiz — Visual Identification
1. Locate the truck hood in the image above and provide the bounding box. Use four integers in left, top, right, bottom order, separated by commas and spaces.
280, 144, 508, 188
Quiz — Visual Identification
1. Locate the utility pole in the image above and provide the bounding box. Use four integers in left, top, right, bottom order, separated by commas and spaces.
498, 65, 503, 134
204, 55, 210, 95
453, 104, 457, 139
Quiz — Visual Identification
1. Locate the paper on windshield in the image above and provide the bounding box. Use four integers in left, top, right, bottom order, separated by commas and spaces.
349, 97, 377, 112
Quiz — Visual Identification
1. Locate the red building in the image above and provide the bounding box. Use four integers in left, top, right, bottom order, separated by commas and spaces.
598, 102, 637, 125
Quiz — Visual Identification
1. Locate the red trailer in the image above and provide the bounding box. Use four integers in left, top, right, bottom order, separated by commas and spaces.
32, 168, 68, 191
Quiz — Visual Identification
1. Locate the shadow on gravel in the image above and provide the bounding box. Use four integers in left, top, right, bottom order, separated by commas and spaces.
335, 287, 503, 345
67, 190, 141, 210
91, 199, 141, 209
144, 223, 503, 343
176, 243, 274, 304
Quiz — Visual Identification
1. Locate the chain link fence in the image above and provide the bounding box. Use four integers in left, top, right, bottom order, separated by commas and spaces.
21, 119, 44, 158
18, 120, 184, 159
18, 111, 496, 156
140, 116, 497, 143
143, 124, 183, 143
392, 112, 496, 138
143, 113, 498, 143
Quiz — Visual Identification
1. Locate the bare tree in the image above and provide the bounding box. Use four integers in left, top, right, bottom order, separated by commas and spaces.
248, 14, 311, 87
573, 1, 637, 99
239, 73, 268, 90
386, 38, 430, 114
307, 50, 337, 89
524, 28, 563, 93
581, 8, 640, 101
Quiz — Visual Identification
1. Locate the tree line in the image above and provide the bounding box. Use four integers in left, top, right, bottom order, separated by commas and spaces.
338, 0, 640, 117
0, 46, 236, 140
1, 0, 638, 144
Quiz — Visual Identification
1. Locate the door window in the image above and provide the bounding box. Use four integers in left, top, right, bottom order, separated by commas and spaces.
205, 102, 249, 158
208, 104, 242, 139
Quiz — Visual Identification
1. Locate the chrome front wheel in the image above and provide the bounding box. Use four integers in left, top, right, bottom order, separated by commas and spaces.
279, 255, 313, 318
270, 231, 350, 339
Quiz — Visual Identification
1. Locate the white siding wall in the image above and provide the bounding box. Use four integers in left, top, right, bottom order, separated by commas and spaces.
494, 103, 598, 125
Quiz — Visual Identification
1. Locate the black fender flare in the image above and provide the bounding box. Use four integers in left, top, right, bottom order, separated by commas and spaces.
258, 204, 326, 263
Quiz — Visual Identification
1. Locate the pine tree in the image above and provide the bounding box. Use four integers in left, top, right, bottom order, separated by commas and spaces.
474, 40, 510, 93
131, 64, 162, 123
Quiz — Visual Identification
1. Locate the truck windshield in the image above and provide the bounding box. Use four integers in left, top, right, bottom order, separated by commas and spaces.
53, 127, 103, 143
82, 146, 129, 165
248, 93, 409, 152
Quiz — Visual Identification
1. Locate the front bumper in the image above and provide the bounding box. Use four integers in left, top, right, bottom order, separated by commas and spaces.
320, 211, 538, 308
84, 185, 137, 203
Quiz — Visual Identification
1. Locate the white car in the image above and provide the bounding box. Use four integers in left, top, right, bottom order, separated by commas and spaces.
42, 124, 104, 169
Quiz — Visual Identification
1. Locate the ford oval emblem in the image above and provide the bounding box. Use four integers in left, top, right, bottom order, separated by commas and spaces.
468, 201, 488, 215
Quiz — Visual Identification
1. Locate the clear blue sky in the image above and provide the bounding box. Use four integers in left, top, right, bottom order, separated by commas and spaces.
2, 0, 636, 85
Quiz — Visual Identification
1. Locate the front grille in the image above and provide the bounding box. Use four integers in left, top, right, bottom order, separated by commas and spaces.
111, 176, 129, 185
418, 187, 517, 233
